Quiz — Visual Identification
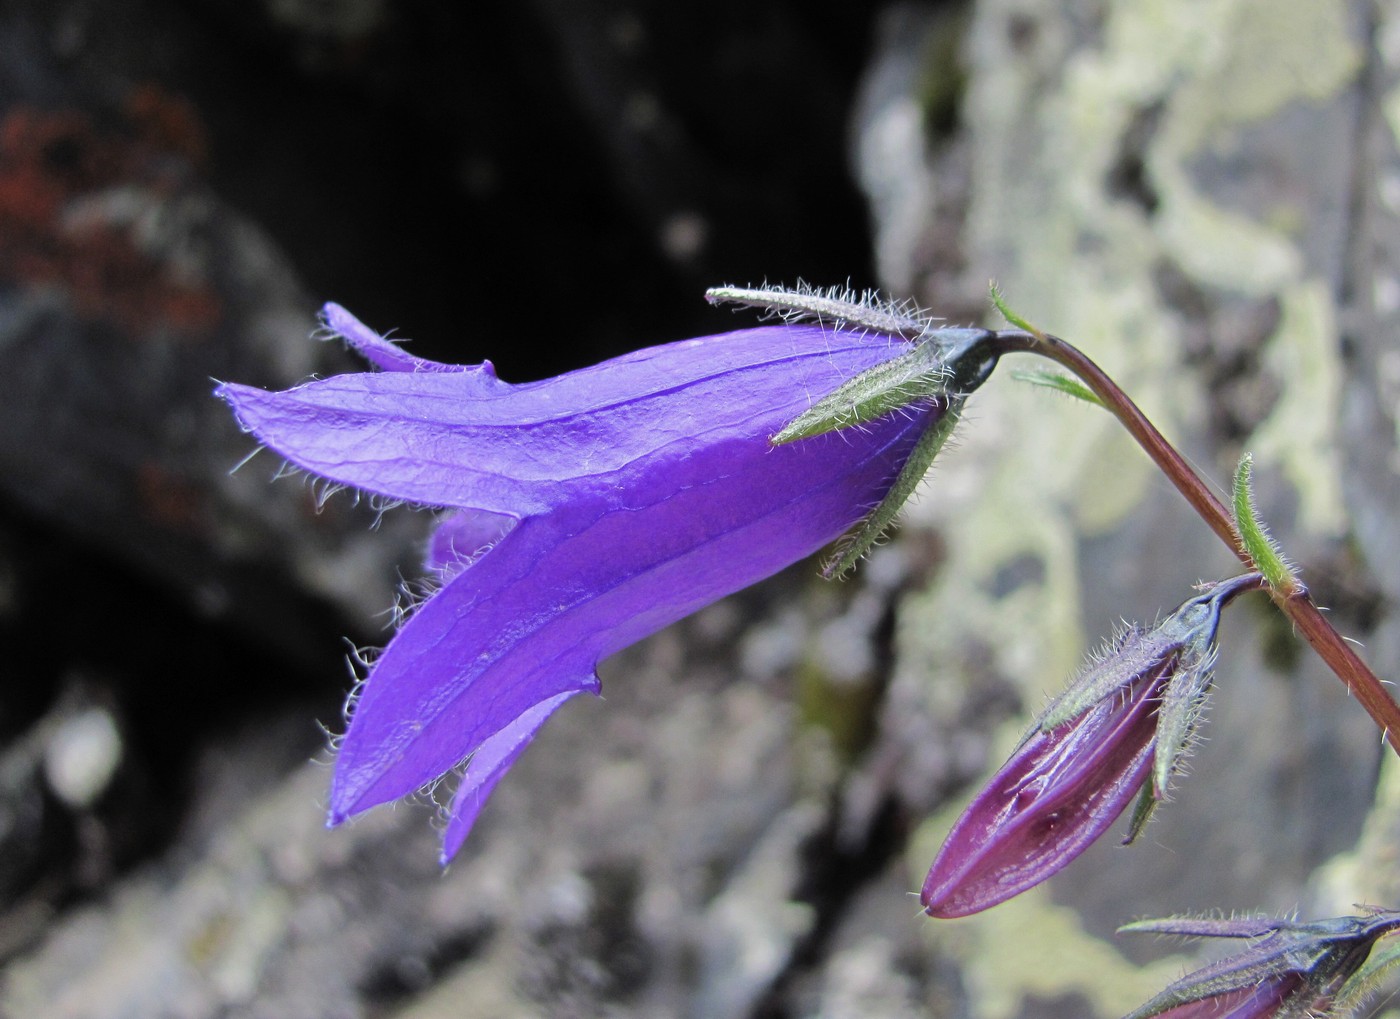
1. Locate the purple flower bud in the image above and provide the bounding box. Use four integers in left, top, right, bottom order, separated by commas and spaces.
921, 576, 1260, 918
920, 650, 1163, 917
218, 301, 973, 862
1120, 910, 1400, 1019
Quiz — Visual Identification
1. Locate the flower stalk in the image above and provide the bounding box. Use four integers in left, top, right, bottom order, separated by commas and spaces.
986, 321, 1400, 756
713, 284, 1400, 753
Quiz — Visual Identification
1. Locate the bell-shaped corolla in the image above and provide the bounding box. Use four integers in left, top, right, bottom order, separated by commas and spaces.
219, 303, 969, 862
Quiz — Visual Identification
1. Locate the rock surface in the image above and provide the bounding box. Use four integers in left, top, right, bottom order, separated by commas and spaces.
3, 2, 1400, 1018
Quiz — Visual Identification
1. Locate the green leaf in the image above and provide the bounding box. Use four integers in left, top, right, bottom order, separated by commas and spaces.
1231, 453, 1297, 593
1009, 368, 1104, 407
989, 281, 1045, 339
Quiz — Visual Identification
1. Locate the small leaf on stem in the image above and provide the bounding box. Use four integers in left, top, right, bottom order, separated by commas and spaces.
1010, 368, 1105, 407
989, 281, 1047, 340
1232, 453, 1298, 594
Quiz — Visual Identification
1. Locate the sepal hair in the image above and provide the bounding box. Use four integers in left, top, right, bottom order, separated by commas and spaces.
706, 280, 931, 339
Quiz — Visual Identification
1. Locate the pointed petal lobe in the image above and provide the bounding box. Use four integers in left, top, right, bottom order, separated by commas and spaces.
321, 302, 492, 376
439, 691, 579, 863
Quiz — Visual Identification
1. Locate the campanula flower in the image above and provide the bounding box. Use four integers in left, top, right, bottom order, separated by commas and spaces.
921, 574, 1262, 918
218, 295, 998, 862
1119, 909, 1400, 1019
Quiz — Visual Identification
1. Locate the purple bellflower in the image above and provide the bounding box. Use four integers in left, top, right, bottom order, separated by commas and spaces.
218, 291, 999, 862
921, 573, 1262, 918
1118, 909, 1400, 1019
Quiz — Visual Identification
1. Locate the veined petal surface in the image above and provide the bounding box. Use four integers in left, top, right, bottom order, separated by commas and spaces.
218, 323, 912, 515
330, 395, 934, 826
441, 690, 580, 863
218, 308, 949, 859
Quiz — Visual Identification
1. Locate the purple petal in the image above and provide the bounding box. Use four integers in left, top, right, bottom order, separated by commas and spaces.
321, 302, 490, 376
922, 669, 1164, 917
217, 325, 910, 514
439, 690, 578, 864
225, 312, 941, 857
328, 396, 934, 828
424, 508, 518, 577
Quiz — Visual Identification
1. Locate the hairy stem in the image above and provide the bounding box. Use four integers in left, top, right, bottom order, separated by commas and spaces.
987, 329, 1400, 756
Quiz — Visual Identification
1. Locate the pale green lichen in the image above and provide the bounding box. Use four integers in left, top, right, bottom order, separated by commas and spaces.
1315, 754, 1400, 916
893, 0, 1365, 1014
1383, 9, 1400, 152
1247, 283, 1348, 537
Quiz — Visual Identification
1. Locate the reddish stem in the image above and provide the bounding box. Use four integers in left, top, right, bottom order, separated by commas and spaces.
988, 329, 1400, 756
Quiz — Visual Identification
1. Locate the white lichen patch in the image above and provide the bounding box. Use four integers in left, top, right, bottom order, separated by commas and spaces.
1247, 281, 1348, 537
1314, 752, 1400, 914
901, 0, 1363, 694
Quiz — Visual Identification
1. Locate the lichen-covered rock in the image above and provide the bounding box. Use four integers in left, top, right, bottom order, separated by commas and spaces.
858, 1, 1397, 1015
5, 1, 1400, 1017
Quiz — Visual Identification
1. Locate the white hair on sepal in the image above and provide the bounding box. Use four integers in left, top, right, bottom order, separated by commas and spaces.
706, 279, 937, 341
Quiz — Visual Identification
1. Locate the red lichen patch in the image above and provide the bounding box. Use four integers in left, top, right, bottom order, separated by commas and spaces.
0, 86, 221, 337
137, 461, 208, 532
123, 85, 208, 170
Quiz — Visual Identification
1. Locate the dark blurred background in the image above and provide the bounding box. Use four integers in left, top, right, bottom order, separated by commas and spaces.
0, 0, 935, 992
0, 0, 890, 913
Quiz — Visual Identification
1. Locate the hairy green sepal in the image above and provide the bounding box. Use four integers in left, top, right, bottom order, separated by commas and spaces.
821, 400, 963, 579
1122, 781, 1157, 845
1338, 930, 1400, 1013
1120, 910, 1400, 1019
772, 340, 952, 443
772, 328, 995, 444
